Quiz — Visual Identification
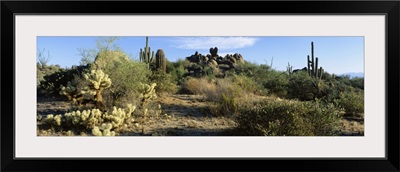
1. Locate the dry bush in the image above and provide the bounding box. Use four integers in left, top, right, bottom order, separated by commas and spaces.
182, 77, 216, 96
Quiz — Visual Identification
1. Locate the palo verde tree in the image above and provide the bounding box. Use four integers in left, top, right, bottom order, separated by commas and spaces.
79, 36, 120, 66
37, 48, 52, 69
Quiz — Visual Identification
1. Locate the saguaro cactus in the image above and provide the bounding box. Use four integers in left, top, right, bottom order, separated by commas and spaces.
306, 42, 323, 79
155, 49, 167, 73
286, 62, 293, 75
140, 36, 154, 64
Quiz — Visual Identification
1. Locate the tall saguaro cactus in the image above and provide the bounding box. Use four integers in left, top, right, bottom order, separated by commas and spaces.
140, 36, 154, 64
286, 62, 293, 75
306, 42, 323, 79
155, 49, 167, 73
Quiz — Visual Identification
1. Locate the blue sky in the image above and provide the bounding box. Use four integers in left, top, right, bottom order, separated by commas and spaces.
37, 36, 364, 75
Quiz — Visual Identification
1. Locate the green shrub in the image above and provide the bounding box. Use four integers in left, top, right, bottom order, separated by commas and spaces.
349, 77, 364, 90
335, 90, 364, 116
150, 70, 178, 95
166, 59, 190, 85
38, 65, 90, 97
235, 99, 341, 136
287, 71, 315, 100
262, 71, 289, 97
229, 74, 263, 94
95, 58, 152, 108
233, 62, 272, 80
181, 77, 214, 95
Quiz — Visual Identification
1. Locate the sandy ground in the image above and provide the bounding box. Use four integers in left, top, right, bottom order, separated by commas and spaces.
37, 94, 364, 136
37, 94, 236, 136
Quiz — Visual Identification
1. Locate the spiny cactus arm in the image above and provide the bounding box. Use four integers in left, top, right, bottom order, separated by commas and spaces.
84, 70, 112, 90
307, 55, 311, 76
125, 104, 136, 118
140, 48, 143, 62
59, 81, 80, 99
150, 51, 154, 63
44, 114, 54, 125
139, 83, 157, 107
310, 42, 315, 77
93, 123, 115, 136
100, 123, 113, 131
139, 83, 157, 99
80, 86, 97, 95
92, 126, 103, 136
43, 114, 63, 126
315, 57, 319, 78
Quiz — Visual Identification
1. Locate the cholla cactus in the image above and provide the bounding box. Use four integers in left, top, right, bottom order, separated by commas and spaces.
139, 83, 157, 107
156, 104, 162, 119
83, 70, 112, 90
59, 80, 82, 104
38, 103, 138, 136
53, 115, 62, 126
37, 114, 43, 122
64, 110, 83, 126
44, 114, 54, 125
103, 104, 136, 128
43, 114, 63, 127
86, 109, 103, 128
103, 107, 128, 128
81, 70, 111, 109
92, 123, 115, 136
125, 104, 136, 118
64, 109, 104, 128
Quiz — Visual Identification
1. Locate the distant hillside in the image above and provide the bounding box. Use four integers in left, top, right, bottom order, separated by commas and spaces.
338, 72, 364, 79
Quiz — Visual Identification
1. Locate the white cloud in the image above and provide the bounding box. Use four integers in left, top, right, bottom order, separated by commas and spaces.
218, 52, 236, 56
171, 37, 257, 50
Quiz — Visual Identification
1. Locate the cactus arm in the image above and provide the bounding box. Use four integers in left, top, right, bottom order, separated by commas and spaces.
315, 57, 319, 78
311, 42, 315, 76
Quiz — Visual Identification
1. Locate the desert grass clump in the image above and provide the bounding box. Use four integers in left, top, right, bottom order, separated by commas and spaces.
182, 77, 215, 95
205, 78, 251, 116
235, 99, 341, 136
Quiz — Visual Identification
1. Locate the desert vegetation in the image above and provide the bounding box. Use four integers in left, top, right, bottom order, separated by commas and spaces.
37, 37, 364, 136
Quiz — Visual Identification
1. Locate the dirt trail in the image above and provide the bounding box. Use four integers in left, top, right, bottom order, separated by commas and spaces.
122, 94, 236, 136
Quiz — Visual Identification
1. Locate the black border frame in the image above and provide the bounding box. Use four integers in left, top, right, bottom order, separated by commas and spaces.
2, 1, 399, 171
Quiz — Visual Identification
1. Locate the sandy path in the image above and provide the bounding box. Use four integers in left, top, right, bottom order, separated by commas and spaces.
121, 94, 236, 136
